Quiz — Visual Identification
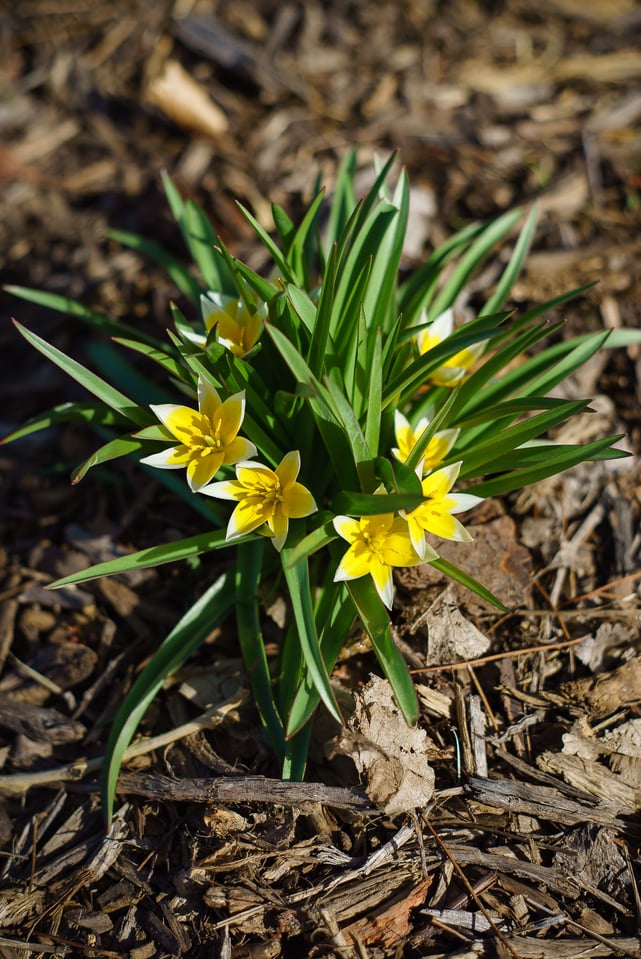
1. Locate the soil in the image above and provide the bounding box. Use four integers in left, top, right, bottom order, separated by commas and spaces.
1, 2, 641, 957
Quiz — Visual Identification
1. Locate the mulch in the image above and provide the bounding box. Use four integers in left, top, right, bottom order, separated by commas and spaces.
1, 1, 641, 956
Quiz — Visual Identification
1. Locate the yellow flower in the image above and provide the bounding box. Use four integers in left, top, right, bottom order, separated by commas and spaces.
403, 461, 483, 559
333, 512, 431, 609
140, 374, 256, 492
416, 308, 483, 387
201, 292, 264, 357
200, 450, 317, 551
392, 409, 459, 475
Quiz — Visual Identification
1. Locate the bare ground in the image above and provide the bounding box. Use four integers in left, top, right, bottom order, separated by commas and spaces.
1, 2, 641, 956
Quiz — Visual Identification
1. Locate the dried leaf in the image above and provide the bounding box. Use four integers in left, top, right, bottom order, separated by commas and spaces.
336, 675, 435, 816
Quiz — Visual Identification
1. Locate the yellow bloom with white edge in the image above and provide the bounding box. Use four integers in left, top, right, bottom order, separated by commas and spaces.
392, 409, 459, 475
403, 461, 483, 559
200, 451, 317, 551
140, 374, 256, 492
201, 291, 264, 357
334, 513, 431, 610
416, 308, 484, 387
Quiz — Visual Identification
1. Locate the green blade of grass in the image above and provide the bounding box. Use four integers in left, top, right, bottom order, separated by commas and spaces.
13, 321, 152, 428
346, 577, 418, 725
1, 402, 128, 445
281, 549, 342, 724
71, 434, 146, 483
101, 569, 235, 827
236, 541, 286, 761
49, 528, 248, 587
5, 285, 164, 348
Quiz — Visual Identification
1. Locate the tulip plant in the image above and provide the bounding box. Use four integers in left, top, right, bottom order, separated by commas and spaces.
4, 152, 636, 826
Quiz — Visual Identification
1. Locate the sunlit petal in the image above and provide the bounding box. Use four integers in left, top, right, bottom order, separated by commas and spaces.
227, 497, 270, 539
449, 492, 483, 514
150, 404, 195, 441
282, 483, 316, 518
333, 516, 361, 543
369, 560, 394, 609
276, 450, 301, 488
187, 451, 224, 491
197, 375, 221, 422
198, 479, 245, 501
269, 511, 289, 551
223, 436, 257, 465
140, 445, 190, 468
215, 392, 246, 444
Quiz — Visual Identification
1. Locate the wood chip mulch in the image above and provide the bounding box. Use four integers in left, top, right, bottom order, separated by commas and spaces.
1, 2, 640, 956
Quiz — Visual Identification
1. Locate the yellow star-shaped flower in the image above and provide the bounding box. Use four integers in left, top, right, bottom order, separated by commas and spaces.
415, 308, 483, 387
140, 374, 256, 491
200, 450, 317, 551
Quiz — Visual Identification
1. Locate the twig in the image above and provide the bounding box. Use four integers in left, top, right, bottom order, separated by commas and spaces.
419, 813, 521, 959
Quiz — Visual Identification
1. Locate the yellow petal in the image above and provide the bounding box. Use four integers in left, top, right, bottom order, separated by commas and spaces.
197, 376, 221, 422
269, 511, 289, 551
276, 450, 301, 488
333, 516, 362, 543
282, 482, 316, 518
140, 444, 191, 468
369, 560, 394, 609
222, 436, 257, 465
187, 450, 224, 491
214, 392, 245, 444
228, 497, 271, 539
334, 540, 374, 580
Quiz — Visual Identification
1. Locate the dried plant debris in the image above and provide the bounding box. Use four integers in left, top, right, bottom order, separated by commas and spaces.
2, 0, 641, 955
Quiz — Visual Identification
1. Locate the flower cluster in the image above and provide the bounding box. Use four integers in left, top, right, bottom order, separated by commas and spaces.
142, 306, 483, 606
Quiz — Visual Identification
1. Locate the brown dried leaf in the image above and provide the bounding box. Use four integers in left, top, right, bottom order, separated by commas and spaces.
336, 675, 435, 816
146, 59, 228, 138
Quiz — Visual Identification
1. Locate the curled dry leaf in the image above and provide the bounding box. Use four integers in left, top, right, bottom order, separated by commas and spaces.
146, 59, 228, 138
335, 674, 435, 816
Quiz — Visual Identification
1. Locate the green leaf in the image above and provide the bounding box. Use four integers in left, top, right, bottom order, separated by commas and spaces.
49, 528, 243, 587
236, 202, 293, 282
236, 541, 286, 760
101, 569, 235, 827
112, 337, 190, 382
346, 577, 418, 725
484, 204, 538, 314
332, 489, 424, 516
281, 550, 342, 723
284, 519, 338, 567
13, 321, 152, 428
1, 402, 128, 445
108, 228, 204, 304
5, 285, 163, 348
429, 207, 523, 319
71, 434, 145, 483
324, 148, 357, 255
429, 557, 506, 610
466, 435, 628, 497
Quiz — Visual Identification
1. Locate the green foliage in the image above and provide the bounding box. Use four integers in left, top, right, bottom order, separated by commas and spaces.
5, 150, 631, 827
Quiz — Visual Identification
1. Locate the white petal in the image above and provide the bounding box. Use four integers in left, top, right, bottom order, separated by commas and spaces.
149, 403, 190, 432
139, 449, 184, 469
197, 373, 221, 412
449, 492, 484, 514
430, 307, 454, 339
198, 480, 239, 500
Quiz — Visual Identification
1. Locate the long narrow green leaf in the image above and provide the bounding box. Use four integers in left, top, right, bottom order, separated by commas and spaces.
71, 434, 145, 483
236, 541, 286, 760
108, 229, 203, 303
1, 402, 128, 445
112, 337, 190, 382
49, 528, 243, 587
429, 558, 506, 610
102, 569, 235, 827
281, 550, 342, 723
466, 435, 627, 497
346, 577, 418, 725
484, 204, 538, 314
428, 208, 523, 319
5, 285, 163, 348
13, 321, 152, 428
332, 489, 424, 516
